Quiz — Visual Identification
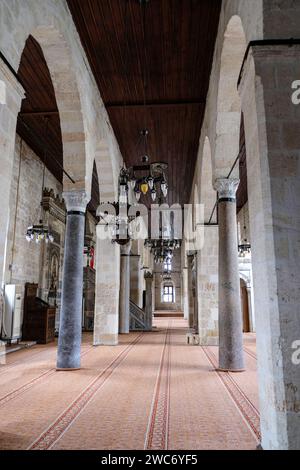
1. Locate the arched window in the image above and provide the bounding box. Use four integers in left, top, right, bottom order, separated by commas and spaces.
163, 258, 172, 272
162, 282, 175, 303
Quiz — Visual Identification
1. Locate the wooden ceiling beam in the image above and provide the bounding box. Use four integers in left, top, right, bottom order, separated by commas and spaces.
106, 100, 205, 109
19, 110, 59, 116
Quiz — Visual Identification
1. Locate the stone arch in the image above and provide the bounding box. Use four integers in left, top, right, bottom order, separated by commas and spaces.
21, 26, 88, 192
94, 139, 119, 204
214, 15, 247, 177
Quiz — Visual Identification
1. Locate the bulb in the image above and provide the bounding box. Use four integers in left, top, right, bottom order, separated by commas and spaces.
161, 179, 167, 191
148, 177, 154, 190
162, 184, 168, 197
151, 189, 156, 201
130, 179, 136, 190
140, 182, 149, 195
135, 190, 141, 202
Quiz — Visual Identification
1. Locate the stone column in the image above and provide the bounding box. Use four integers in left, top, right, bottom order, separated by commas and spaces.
130, 254, 142, 306
187, 254, 194, 329
56, 190, 89, 370
182, 268, 189, 320
119, 242, 131, 334
191, 254, 199, 334
239, 43, 300, 449
214, 178, 244, 372
0, 59, 25, 286
144, 272, 153, 330
93, 228, 120, 346
197, 225, 219, 345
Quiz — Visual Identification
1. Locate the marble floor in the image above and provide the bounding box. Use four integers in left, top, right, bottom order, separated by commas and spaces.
0, 318, 259, 450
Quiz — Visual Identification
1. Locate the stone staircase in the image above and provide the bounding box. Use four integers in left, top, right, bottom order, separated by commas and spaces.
129, 300, 148, 331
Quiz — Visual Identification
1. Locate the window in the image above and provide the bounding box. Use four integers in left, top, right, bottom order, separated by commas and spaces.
163, 284, 174, 303
164, 259, 172, 272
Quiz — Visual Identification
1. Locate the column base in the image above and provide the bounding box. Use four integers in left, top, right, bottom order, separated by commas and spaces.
216, 367, 245, 373
56, 367, 81, 371
93, 333, 118, 346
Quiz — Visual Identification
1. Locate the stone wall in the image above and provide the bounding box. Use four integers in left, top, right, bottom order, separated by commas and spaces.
3, 134, 65, 329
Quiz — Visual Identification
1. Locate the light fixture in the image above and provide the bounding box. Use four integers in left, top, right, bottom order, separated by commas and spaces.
135, 187, 141, 202
238, 208, 251, 257
26, 221, 54, 244
140, 181, 149, 195
25, 118, 54, 245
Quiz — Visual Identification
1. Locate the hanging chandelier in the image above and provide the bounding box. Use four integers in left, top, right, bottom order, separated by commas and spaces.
238, 207, 251, 257
25, 117, 54, 245
238, 242, 251, 257
145, 238, 181, 264
98, 168, 139, 246
122, 129, 168, 203
26, 222, 54, 244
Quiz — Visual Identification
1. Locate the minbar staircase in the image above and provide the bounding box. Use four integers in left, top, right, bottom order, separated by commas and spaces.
129, 300, 148, 331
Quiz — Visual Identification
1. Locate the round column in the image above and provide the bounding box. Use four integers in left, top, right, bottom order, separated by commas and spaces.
57, 190, 89, 370
119, 242, 131, 334
144, 271, 153, 331
214, 178, 245, 372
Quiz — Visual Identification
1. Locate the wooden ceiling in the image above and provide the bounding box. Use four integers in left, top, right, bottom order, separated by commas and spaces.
67, 0, 221, 206
16, 1, 221, 210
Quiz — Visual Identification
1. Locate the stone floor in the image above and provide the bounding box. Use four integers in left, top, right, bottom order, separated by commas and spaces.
0, 318, 259, 450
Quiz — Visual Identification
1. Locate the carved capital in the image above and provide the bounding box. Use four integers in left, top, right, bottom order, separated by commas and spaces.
144, 271, 153, 280
63, 190, 90, 213
214, 178, 240, 201
120, 241, 132, 256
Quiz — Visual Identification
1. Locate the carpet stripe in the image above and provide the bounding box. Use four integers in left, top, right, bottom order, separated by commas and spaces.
144, 321, 172, 450
28, 333, 144, 450
202, 346, 261, 441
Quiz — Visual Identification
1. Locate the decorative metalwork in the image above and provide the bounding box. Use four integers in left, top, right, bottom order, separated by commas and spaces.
145, 238, 181, 264
238, 242, 251, 257
26, 221, 54, 244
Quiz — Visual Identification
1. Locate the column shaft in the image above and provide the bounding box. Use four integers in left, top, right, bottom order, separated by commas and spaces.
119, 244, 131, 334
57, 191, 88, 370
215, 179, 244, 371
144, 272, 153, 330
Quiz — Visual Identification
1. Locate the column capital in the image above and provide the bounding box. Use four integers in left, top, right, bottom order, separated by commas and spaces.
121, 241, 132, 256
63, 190, 90, 213
144, 271, 153, 280
214, 178, 240, 201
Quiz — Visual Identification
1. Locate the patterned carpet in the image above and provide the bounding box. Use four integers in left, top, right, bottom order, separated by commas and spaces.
0, 319, 259, 450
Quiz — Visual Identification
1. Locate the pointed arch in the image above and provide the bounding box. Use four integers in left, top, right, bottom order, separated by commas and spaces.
215, 15, 247, 177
